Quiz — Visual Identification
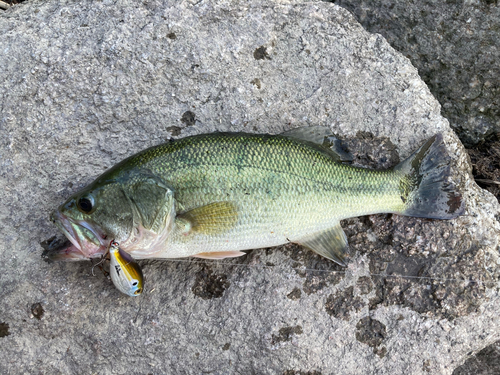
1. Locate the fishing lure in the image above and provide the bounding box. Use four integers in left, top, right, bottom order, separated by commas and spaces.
109, 241, 144, 296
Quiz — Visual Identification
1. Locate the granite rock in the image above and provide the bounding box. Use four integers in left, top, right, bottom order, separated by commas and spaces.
453, 340, 500, 375
328, 0, 500, 145
0, 0, 499, 374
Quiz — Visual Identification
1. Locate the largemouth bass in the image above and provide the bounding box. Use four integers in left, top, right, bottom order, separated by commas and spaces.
49, 127, 464, 266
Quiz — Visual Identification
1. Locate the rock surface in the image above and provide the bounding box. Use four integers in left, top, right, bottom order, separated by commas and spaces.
453, 340, 500, 375
328, 0, 500, 145
0, 0, 499, 374
326, 1, 500, 368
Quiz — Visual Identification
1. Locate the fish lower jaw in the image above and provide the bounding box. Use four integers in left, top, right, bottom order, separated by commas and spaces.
43, 241, 105, 262
59, 227, 104, 258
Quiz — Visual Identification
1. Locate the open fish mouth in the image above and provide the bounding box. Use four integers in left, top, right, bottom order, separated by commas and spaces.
49, 210, 108, 261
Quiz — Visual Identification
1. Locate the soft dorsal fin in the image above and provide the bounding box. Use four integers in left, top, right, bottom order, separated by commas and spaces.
295, 223, 350, 266
177, 202, 238, 235
281, 126, 334, 144
281, 126, 352, 163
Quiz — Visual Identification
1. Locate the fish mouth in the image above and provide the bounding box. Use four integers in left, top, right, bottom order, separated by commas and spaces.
49, 210, 109, 261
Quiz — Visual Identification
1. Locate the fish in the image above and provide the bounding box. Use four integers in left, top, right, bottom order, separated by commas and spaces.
108, 241, 144, 297
49, 126, 464, 266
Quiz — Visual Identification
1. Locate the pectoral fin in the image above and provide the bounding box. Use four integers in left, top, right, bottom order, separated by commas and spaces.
177, 202, 238, 235
295, 224, 350, 266
191, 251, 247, 259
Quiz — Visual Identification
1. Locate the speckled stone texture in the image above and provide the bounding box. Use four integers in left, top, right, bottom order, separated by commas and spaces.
0, 0, 499, 374
328, 0, 500, 145
453, 340, 500, 375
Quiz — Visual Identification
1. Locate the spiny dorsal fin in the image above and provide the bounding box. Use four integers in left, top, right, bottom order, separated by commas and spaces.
295, 223, 350, 266
177, 202, 238, 235
281, 126, 352, 163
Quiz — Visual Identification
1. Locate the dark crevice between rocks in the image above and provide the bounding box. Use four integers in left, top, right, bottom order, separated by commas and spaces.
466, 132, 500, 202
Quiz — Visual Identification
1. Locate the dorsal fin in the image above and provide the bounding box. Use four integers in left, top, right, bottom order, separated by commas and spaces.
281, 126, 352, 163
281, 126, 333, 144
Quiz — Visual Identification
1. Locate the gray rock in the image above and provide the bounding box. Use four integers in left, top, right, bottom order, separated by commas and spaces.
453, 340, 500, 375
0, 0, 499, 374
327, 0, 500, 145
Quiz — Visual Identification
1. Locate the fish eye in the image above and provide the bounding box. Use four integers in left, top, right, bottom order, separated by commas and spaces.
77, 194, 95, 214
134, 288, 142, 295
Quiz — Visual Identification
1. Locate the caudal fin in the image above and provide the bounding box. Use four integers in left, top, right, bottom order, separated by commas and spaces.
395, 134, 465, 219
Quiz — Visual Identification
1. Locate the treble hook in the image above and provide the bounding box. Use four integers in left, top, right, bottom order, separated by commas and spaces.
91, 241, 113, 276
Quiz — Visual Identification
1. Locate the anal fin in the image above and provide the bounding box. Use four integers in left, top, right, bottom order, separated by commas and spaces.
295, 224, 350, 266
191, 251, 247, 259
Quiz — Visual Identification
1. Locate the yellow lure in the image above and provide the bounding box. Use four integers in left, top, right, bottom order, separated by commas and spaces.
109, 241, 144, 297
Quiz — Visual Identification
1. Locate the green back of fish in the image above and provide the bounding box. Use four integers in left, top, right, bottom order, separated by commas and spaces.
115, 133, 401, 211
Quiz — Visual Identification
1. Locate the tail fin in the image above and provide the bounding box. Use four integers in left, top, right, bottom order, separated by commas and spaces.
395, 134, 465, 219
